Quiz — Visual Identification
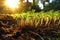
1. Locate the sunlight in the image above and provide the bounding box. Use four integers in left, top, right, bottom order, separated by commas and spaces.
24, 0, 32, 2
29, 0, 32, 2
5, 0, 19, 9
49, 0, 53, 3
38, 1, 44, 9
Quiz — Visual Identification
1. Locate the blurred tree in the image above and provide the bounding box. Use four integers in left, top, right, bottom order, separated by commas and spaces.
24, 0, 31, 12
40, 0, 60, 11
19, 0, 32, 12
26, 0, 30, 10
19, 0, 24, 10
33, 0, 35, 5
20, 0, 23, 4
49, 0, 60, 10
30, 0, 41, 12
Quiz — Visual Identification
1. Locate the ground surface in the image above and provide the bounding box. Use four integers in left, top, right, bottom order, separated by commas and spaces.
0, 11, 60, 40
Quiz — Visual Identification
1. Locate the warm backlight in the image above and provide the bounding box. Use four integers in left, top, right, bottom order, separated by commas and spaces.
5, 0, 19, 9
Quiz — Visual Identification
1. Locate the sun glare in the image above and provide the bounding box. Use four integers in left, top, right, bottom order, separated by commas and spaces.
5, 0, 19, 9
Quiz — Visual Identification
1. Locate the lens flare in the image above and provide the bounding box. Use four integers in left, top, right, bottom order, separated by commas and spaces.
5, 0, 19, 9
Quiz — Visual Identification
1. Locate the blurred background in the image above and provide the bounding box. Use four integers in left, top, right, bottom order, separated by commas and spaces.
0, 0, 60, 13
